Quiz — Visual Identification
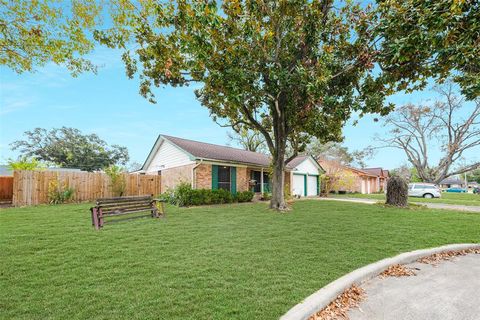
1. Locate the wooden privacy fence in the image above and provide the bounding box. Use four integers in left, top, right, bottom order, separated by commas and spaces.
0, 177, 14, 201
12, 170, 161, 207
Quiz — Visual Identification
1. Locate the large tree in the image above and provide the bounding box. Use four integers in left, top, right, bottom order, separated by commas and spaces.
376, 84, 480, 184
11, 127, 129, 171
96, 0, 393, 210
0, 0, 101, 75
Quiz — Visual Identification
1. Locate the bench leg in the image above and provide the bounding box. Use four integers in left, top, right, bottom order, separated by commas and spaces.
160, 202, 166, 217
92, 208, 100, 230
98, 208, 104, 228
151, 205, 160, 218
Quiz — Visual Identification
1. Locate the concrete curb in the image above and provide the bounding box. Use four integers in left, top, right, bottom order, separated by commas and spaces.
280, 243, 480, 320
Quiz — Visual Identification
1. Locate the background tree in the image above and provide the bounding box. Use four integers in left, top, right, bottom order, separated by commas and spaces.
11, 127, 129, 172
307, 140, 372, 168
0, 0, 102, 75
376, 84, 480, 184
95, 0, 394, 210
227, 127, 267, 153
389, 164, 422, 182
466, 169, 480, 184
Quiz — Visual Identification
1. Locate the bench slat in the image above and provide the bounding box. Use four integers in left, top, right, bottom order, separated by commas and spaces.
97, 201, 154, 210
96, 195, 152, 204
102, 206, 153, 215
102, 208, 154, 217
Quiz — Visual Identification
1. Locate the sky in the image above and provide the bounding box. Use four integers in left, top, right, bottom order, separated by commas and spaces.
0, 46, 477, 170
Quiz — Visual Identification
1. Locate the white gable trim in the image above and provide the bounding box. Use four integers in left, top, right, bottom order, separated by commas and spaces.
142, 135, 195, 171
292, 156, 325, 174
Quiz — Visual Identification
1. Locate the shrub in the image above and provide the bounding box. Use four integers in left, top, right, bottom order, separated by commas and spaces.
7, 157, 45, 171
105, 165, 126, 196
236, 191, 254, 202
161, 183, 253, 206
261, 192, 272, 201
48, 180, 75, 204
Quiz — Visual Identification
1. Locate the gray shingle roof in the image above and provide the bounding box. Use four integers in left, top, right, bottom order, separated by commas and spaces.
162, 134, 274, 167
287, 155, 308, 168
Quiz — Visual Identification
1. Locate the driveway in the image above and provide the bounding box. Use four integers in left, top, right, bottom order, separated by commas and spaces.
348, 253, 480, 320
317, 197, 480, 213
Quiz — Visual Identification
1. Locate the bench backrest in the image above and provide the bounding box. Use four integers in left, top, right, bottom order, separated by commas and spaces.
95, 195, 154, 216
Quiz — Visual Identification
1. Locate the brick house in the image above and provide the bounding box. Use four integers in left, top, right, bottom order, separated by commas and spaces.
318, 158, 389, 194
140, 134, 318, 196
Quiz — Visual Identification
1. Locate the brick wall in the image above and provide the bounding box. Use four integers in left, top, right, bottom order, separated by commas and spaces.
160, 164, 194, 191
236, 167, 249, 192
195, 163, 212, 189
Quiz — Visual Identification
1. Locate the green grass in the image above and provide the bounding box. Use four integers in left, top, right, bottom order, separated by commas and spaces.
331, 192, 480, 206
1, 201, 480, 319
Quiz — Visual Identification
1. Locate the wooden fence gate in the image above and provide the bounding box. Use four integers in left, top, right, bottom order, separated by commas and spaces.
0, 177, 14, 203
12, 170, 161, 207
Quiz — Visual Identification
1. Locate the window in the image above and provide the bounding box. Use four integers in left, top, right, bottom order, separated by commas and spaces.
218, 166, 231, 191
251, 171, 270, 193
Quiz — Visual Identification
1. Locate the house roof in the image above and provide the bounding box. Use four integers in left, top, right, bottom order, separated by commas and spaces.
440, 177, 464, 184
363, 167, 390, 177
161, 134, 273, 167
143, 134, 327, 171
316, 158, 379, 178
288, 155, 325, 172
288, 155, 308, 168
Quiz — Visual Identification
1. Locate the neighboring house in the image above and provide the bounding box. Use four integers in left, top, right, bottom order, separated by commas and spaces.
140, 134, 324, 197
439, 177, 465, 189
318, 158, 388, 194
362, 167, 390, 192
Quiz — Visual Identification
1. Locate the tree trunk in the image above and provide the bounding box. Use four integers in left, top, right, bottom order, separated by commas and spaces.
270, 149, 287, 210
385, 176, 408, 207
269, 101, 288, 211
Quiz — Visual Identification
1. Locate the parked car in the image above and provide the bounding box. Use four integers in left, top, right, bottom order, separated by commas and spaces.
408, 183, 441, 198
473, 187, 480, 194
445, 187, 467, 193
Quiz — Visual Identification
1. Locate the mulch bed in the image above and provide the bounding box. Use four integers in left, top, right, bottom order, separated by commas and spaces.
309, 285, 365, 320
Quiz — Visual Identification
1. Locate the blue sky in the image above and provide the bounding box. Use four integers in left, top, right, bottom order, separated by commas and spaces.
0, 46, 475, 170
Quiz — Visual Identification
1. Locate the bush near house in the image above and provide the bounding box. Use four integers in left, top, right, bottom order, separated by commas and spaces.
161, 182, 254, 206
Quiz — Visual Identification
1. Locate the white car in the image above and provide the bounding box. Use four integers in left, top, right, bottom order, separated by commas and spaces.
408, 183, 442, 198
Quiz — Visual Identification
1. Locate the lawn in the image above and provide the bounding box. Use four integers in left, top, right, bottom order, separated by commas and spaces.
1, 201, 480, 319
331, 192, 480, 206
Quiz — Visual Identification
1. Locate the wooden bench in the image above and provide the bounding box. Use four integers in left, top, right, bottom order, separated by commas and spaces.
90, 195, 165, 230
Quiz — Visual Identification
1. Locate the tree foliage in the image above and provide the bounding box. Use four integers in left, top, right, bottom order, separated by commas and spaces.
11, 127, 129, 172
0, 0, 101, 75
7, 156, 45, 171
375, 0, 480, 99
376, 83, 480, 184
